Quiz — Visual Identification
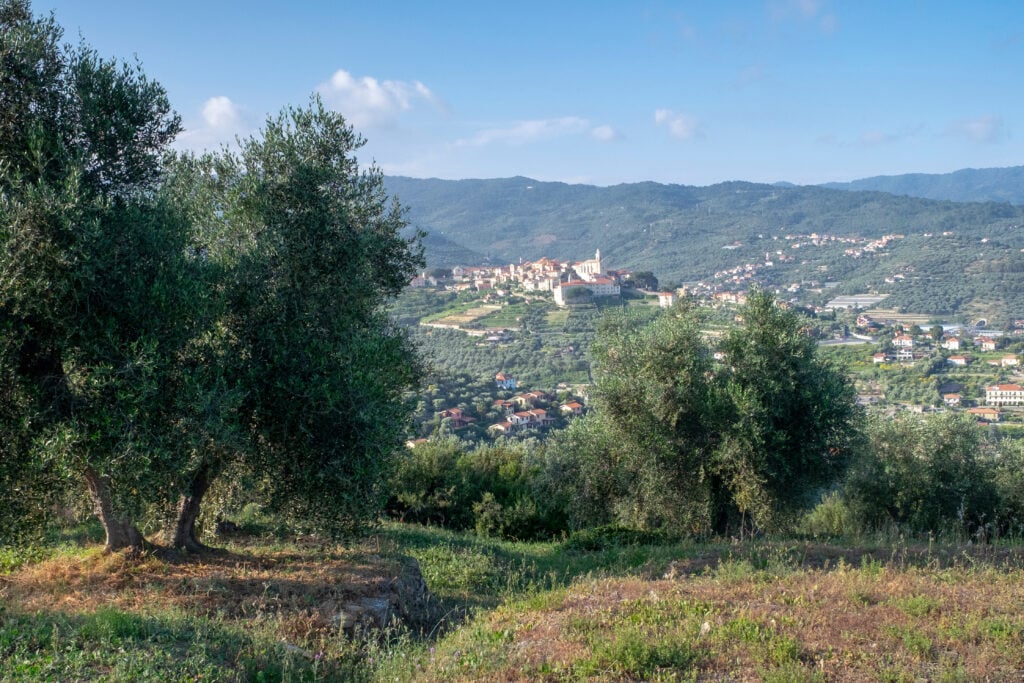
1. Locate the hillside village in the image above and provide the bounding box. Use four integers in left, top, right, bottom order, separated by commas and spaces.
401, 244, 1024, 442
412, 228, 922, 316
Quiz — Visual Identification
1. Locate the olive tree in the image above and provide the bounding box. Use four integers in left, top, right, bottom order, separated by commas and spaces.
168, 100, 425, 546
716, 289, 861, 531
1, 0, 192, 551
569, 291, 860, 536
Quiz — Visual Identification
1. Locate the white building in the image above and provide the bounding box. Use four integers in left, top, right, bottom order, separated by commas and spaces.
986, 384, 1024, 406
554, 277, 621, 306
572, 249, 603, 282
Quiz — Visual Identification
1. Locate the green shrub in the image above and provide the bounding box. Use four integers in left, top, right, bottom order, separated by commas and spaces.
800, 491, 858, 538
388, 437, 566, 540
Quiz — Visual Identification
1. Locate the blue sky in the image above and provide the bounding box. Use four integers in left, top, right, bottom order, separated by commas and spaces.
37, 1, 1024, 186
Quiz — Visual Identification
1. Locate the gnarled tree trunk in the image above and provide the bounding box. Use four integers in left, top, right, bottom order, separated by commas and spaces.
83, 465, 145, 552
172, 462, 213, 551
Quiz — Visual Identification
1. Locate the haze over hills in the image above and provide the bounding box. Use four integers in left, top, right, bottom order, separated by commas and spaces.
821, 166, 1024, 205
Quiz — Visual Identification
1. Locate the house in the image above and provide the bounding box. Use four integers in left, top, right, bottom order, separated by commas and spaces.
1002, 355, 1019, 368
947, 355, 968, 367
896, 348, 915, 362
509, 412, 532, 426
493, 399, 515, 416
873, 352, 888, 364
942, 393, 961, 406
512, 391, 547, 408
893, 334, 914, 348
941, 337, 961, 351
986, 383, 1024, 406
488, 421, 516, 435
713, 291, 748, 305
658, 291, 676, 308
977, 337, 997, 351
438, 408, 474, 429
524, 409, 555, 426
968, 407, 1001, 422
560, 401, 584, 417
495, 372, 517, 390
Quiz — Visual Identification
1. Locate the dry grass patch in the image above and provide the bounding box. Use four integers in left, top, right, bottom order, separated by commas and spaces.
406, 554, 1024, 682
3, 543, 407, 623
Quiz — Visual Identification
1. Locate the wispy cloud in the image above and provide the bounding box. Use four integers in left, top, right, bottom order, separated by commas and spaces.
794, 0, 821, 17
860, 130, 898, 146
813, 125, 924, 148
769, 0, 838, 33
859, 124, 923, 146
946, 115, 1007, 143
590, 124, 622, 142
455, 117, 618, 147
654, 109, 703, 140
317, 69, 442, 128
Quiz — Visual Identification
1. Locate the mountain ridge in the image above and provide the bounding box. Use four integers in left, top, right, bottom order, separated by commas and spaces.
821, 165, 1024, 205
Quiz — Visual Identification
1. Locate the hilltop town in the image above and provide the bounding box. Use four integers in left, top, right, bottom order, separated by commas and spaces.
411, 249, 627, 306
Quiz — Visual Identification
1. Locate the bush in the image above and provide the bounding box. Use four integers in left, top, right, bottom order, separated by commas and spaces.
799, 492, 857, 539
388, 437, 567, 540
843, 413, 998, 536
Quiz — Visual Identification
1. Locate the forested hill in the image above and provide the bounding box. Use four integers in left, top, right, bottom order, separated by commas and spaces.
822, 166, 1024, 205
386, 175, 1024, 286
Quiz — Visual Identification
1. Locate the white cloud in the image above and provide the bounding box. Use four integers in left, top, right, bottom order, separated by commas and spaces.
317, 69, 441, 128
455, 117, 614, 147
654, 109, 702, 140
175, 96, 249, 152
590, 124, 622, 142
947, 115, 1006, 143
202, 96, 242, 130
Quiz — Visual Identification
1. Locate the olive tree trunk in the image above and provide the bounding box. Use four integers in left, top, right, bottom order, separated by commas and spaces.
171, 463, 212, 551
83, 466, 146, 552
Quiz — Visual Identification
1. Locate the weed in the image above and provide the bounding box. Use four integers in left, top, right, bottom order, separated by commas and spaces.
761, 662, 825, 683
891, 593, 942, 618
575, 628, 699, 679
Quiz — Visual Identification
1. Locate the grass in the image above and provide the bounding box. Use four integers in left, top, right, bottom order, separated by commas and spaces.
4, 524, 1024, 681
